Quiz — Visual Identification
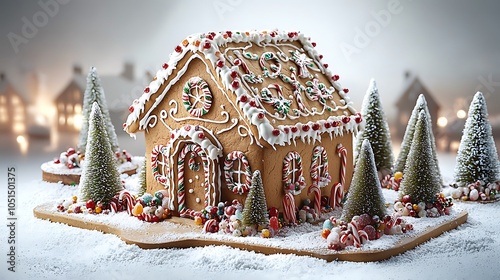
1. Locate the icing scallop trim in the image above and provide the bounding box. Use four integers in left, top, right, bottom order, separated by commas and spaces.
124, 30, 364, 147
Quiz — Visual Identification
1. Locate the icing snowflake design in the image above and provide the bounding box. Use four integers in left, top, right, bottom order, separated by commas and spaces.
290, 50, 315, 78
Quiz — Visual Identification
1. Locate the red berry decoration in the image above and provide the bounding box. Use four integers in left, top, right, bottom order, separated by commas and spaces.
355, 114, 363, 124
162, 63, 169, 69
284, 127, 290, 133
291, 126, 298, 133
144, 87, 150, 93
270, 31, 276, 37
86, 200, 96, 210
203, 41, 211, 49
343, 88, 349, 94
324, 122, 331, 129
249, 100, 257, 107
198, 133, 205, 139
175, 45, 182, 53
122, 123, 127, 128
312, 42, 317, 47
272, 129, 280, 136
216, 60, 224, 68
67, 148, 76, 155
342, 116, 350, 124
257, 112, 265, 119
302, 125, 310, 132
323, 63, 328, 68
402, 195, 411, 204
230, 71, 238, 79
206, 33, 214, 40
288, 32, 295, 38
226, 31, 232, 37
312, 123, 320, 131
53, 158, 60, 164
332, 75, 340, 81
231, 80, 240, 89
319, 54, 323, 59
128, 106, 134, 113
239, 95, 248, 103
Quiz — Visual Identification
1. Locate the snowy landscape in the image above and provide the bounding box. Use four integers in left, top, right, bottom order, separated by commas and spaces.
0, 135, 499, 280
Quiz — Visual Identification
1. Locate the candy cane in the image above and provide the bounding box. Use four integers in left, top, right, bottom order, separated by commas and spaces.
337, 144, 347, 188
283, 151, 306, 195
259, 84, 291, 115
151, 144, 169, 186
224, 151, 252, 195
348, 221, 362, 248
109, 197, 120, 213
311, 146, 331, 188
259, 52, 281, 79
119, 190, 136, 216
178, 144, 210, 218
308, 184, 321, 215
283, 192, 297, 224
380, 174, 391, 188
182, 77, 212, 118
279, 67, 306, 112
330, 183, 343, 209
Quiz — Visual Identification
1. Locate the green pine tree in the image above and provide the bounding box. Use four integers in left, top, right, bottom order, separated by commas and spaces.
138, 156, 147, 196
78, 67, 119, 154
394, 94, 442, 184
454, 92, 500, 185
341, 139, 387, 222
354, 79, 394, 176
399, 111, 442, 203
242, 170, 269, 227
79, 102, 122, 205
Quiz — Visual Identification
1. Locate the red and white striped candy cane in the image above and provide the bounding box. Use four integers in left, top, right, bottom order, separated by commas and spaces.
151, 145, 169, 186
119, 190, 136, 216
223, 151, 252, 195
140, 213, 154, 222
348, 221, 362, 248
178, 144, 210, 217
308, 184, 321, 215
110, 197, 119, 213
282, 192, 297, 224
358, 229, 369, 245
330, 182, 343, 209
337, 144, 347, 188
202, 219, 219, 233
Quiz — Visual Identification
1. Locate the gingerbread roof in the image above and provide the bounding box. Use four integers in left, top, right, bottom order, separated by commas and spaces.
124, 30, 364, 147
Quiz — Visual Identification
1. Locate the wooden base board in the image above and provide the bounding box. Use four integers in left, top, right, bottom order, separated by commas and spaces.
42, 167, 138, 185
33, 202, 467, 262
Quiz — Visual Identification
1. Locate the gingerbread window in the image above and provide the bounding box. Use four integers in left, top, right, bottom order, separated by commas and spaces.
310, 145, 331, 188
282, 151, 306, 195
224, 151, 252, 195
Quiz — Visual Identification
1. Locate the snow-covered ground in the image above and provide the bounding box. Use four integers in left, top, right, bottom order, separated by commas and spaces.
1, 135, 500, 280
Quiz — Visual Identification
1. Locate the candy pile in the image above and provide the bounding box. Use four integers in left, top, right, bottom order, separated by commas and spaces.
55, 190, 172, 223
383, 171, 403, 191
322, 213, 413, 250
54, 148, 83, 169
52, 148, 132, 169
450, 181, 500, 202
198, 200, 282, 238
394, 193, 453, 218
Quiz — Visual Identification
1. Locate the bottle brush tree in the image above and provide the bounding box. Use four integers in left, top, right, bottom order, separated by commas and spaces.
354, 79, 394, 177
394, 94, 442, 184
79, 102, 122, 205
341, 139, 387, 222
454, 92, 500, 185
242, 170, 269, 227
78, 67, 119, 154
138, 156, 148, 197
399, 111, 442, 203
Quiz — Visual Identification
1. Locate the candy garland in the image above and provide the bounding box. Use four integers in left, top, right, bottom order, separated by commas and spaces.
223, 151, 252, 195
282, 192, 297, 224
182, 76, 213, 118
310, 145, 331, 188
177, 143, 210, 218
282, 151, 306, 195
151, 144, 169, 186
259, 52, 281, 79
259, 84, 292, 115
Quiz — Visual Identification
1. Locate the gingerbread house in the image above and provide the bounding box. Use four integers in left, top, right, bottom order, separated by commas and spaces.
124, 30, 364, 219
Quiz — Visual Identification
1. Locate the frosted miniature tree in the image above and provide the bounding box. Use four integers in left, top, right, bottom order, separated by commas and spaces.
79, 102, 122, 205
78, 67, 119, 154
354, 79, 394, 176
394, 94, 442, 184
341, 139, 387, 222
242, 170, 269, 227
399, 111, 442, 203
454, 92, 500, 185
138, 157, 147, 196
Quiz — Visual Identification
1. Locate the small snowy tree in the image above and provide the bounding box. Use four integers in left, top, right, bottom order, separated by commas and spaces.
454, 92, 500, 185
394, 94, 442, 184
341, 139, 387, 222
242, 170, 269, 227
354, 79, 394, 176
399, 111, 442, 203
79, 102, 122, 205
78, 67, 119, 154
138, 157, 147, 196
